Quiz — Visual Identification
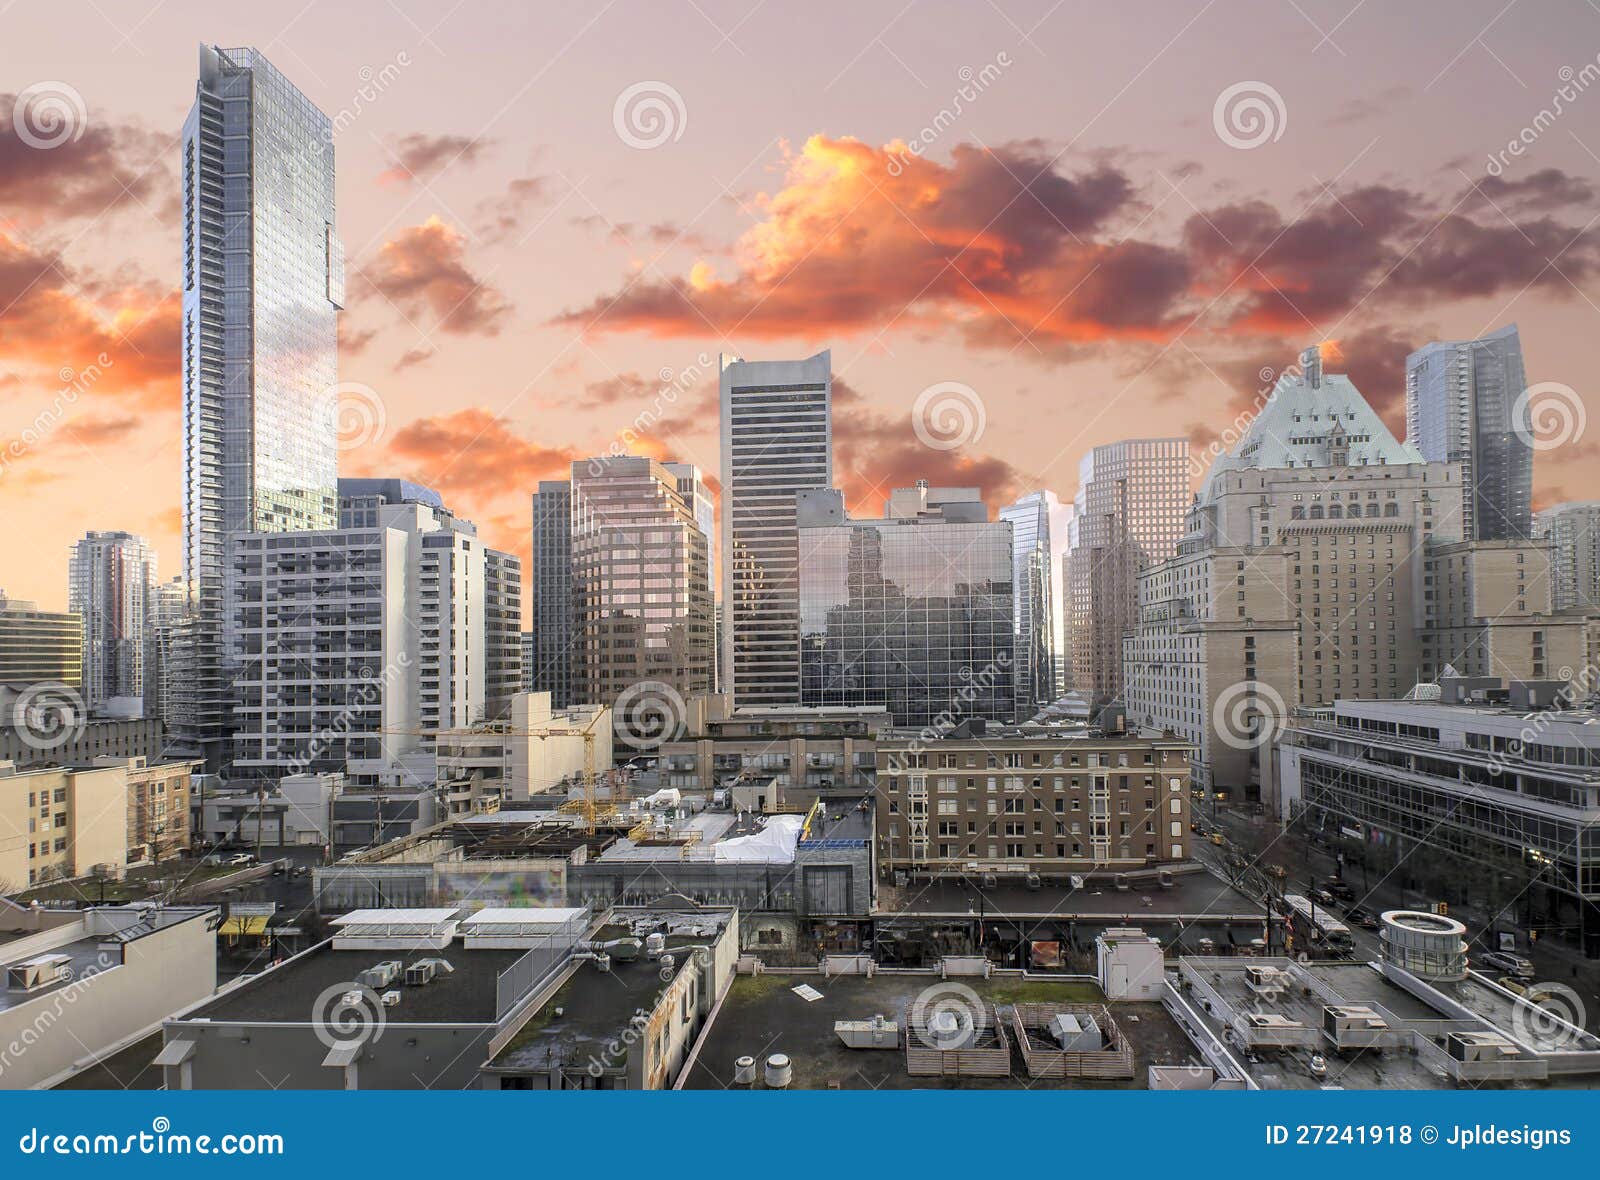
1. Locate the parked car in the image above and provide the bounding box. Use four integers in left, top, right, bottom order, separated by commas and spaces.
1477, 951, 1536, 980
225, 853, 254, 867
1325, 879, 1356, 901
1307, 888, 1338, 907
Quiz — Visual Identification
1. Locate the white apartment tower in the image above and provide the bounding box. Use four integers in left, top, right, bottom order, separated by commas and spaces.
229, 479, 520, 788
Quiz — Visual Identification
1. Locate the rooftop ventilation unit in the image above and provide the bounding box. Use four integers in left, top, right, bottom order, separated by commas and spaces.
6, 953, 72, 994
359, 961, 402, 990
405, 961, 437, 987
380, 990, 401, 1007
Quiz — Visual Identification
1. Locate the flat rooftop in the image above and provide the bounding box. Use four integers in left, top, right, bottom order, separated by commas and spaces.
875, 868, 1267, 923
187, 942, 526, 1025
682, 973, 1198, 1090
489, 912, 733, 1073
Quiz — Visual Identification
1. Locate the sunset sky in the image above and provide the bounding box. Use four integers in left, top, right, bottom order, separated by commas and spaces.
3, 0, 1599, 613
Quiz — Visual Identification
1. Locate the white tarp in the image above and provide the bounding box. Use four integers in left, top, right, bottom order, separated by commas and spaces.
640, 788, 682, 809
713, 814, 803, 863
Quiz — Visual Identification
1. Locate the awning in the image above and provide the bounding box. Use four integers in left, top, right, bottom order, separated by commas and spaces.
219, 916, 269, 937
152, 1039, 196, 1067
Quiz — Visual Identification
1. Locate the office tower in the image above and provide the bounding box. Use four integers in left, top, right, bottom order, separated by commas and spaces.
530, 480, 574, 708
667, 460, 717, 694
483, 547, 524, 722
68, 530, 156, 714
571, 456, 714, 716
999, 491, 1059, 715
179, 45, 344, 771
1065, 438, 1189, 706
719, 350, 832, 707
230, 479, 517, 787
1406, 324, 1532, 541
0, 591, 82, 689
1535, 501, 1600, 610
797, 483, 1014, 728
146, 576, 190, 724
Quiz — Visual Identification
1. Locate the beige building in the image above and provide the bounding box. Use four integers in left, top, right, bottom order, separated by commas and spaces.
1064, 439, 1190, 706
571, 457, 713, 719
1123, 345, 1585, 802
118, 757, 196, 864
434, 693, 612, 814
654, 695, 890, 797
0, 762, 131, 889
874, 730, 1192, 879
1422, 539, 1590, 682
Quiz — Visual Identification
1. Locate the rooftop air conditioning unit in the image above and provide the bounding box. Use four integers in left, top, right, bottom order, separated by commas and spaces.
7, 954, 73, 994
380, 990, 402, 1007
405, 961, 437, 987
358, 960, 402, 990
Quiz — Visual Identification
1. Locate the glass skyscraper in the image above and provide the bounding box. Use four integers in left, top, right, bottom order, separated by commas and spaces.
178, 45, 343, 770
798, 484, 1014, 728
1405, 324, 1532, 541
999, 491, 1057, 715
530, 480, 575, 708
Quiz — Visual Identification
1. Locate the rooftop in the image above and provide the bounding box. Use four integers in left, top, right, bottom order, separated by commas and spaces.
187, 941, 527, 1025
489, 911, 733, 1072
681, 973, 1198, 1090
875, 869, 1267, 923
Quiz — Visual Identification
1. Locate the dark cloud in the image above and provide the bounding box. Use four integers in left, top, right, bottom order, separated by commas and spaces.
0, 93, 170, 221
379, 132, 491, 184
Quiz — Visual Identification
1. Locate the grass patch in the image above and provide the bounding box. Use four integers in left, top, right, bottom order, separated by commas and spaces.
982, 978, 1106, 1005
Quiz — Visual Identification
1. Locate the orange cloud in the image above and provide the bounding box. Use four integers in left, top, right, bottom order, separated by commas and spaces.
0, 231, 180, 407
384, 407, 577, 501
363, 216, 512, 336
554, 135, 1185, 348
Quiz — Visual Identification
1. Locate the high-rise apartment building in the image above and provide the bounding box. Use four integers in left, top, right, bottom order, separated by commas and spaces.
530, 480, 574, 708
999, 491, 1058, 715
229, 479, 519, 788
571, 457, 714, 715
179, 45, 344, 771
1535, 501, 1600, 610
1405, 323, 1533, 541
146, 576, 189, 724
797, 483, 1014, 728
68, 531, 156, 714
1065, 438, 1189, 706
719, 350, 832, 707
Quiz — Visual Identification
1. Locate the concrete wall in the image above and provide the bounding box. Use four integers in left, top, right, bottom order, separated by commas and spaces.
0, 911, 216, 1090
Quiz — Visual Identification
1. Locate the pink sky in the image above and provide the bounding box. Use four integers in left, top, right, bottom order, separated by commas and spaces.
3, 0, 1599, 613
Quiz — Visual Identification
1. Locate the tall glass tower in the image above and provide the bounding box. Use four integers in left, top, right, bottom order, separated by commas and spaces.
178, 45, 343, 771
999, 491, 1057, 717
1405, 324, 1532, 541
